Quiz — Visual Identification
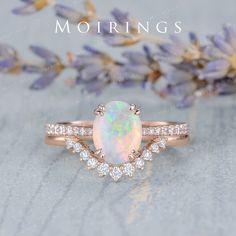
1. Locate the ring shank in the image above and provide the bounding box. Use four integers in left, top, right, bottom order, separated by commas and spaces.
45, 120, 189, 147
45, 135, 189, 146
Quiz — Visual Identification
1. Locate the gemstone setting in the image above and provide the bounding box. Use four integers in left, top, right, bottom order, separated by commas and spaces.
97, 163, 110, 176
61, 102, 175, 181
93, 101, 142, 165
110, 167, 123, 181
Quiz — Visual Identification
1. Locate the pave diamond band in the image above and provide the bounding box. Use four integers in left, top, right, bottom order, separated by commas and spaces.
46, 122, 93, 137
45, 121, 189, 149
46, 121, 188, 138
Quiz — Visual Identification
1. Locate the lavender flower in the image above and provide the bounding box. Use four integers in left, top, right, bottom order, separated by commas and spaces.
54, 0, 96, 24
70, 45, 121, 94
200, 25, 236, 82
198, 59, 230, 80
212, 77, 236, 95
156, 33, 207, 107
0, 44, 19, 73
165, 68, 205, 108
54, 5, 88, 24
12, 0, 52, 15
118, 45, 162, 88
98, 8, 140, 47
23, 46, 65, 90
158, 33, 203, 67
7, 1, 236, 108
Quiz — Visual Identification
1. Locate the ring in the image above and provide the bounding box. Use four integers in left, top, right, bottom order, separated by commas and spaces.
45, 101, 189, 181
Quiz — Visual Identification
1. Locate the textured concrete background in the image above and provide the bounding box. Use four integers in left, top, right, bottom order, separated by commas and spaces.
0, 1, 236, 236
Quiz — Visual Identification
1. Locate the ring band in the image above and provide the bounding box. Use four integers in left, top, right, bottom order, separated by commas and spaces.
45, 101, 190, 182
45, 121, 189, 146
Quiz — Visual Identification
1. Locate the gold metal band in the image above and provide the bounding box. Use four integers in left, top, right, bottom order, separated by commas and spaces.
45, 120, 189, 147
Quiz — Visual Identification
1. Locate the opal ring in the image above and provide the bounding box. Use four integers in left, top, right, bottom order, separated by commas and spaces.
45, 101, 189, 181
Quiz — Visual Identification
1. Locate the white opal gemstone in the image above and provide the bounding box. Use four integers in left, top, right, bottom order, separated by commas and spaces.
93, 101, 142, 165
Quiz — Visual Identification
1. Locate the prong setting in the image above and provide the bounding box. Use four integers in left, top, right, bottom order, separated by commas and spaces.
94, 148, 105, 160
94, 104, 105, 116
129, 103, 141, 116
128, 149, 140, 161
129, 104, 136, 111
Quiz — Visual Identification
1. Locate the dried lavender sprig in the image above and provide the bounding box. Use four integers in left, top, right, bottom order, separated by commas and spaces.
12, 0, 55, 15
6, 1, 236, 107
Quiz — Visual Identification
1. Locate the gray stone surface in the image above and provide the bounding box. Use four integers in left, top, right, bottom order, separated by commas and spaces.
0, 1, 236, 236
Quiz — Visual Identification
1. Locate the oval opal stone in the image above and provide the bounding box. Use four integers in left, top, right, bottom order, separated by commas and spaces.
93, 101, 142, 165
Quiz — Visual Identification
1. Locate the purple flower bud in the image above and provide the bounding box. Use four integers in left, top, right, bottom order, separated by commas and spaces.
80, 65, 104, 80
0, 58, 16, 70
76, 76, 108, 95
199, 59, 230, 80
30, 46, 59, 64
12, 5, 35, 15
122, 51, 149, 65
54, 4, 82, 24
125, 64, 152, 75
211, 35, 234, 56
167, 81, 196, 96
22, 64, 44, 73
143, 45, 153, 61
30, 72, 58, 90
159, 44, 183, 56
83, 45, 102, 55
111, 8, 129, 25
189, 32, 198, 45
214, 77, 236, 95
165, 69, 193, 85
223, 24, 236, 51
176, 95, 195, 108
118, 79, 140, 88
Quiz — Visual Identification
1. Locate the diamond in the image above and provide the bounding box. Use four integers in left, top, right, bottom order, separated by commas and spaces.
168, 125, 175, 135
148, 128, 154, 135
158, 138, 167, 149
73, 127, 79, 135
142, 149, 153, 161
97, 163, 110, 176
179, 124, 188, 134
123, 163, 135, 177
73, 142, 82, 153
66, 126, 73, 136
154, 127, 161, 135
46, 124, 54, 135
174, 125, 180, 135
54, 124, 60, 135
58, 125, 65, 135
87, 158, 98, 169
65, 138, 75, 149
150, 143, 160, 153
135, 158, 145, 169
79, 127, 86, 136
146, 128, 151, 135
86, 128, 93, 136
161, 126, 168, 135
110, 167, 122, 181
142, 128, 148, 136
80, 150, 90, 161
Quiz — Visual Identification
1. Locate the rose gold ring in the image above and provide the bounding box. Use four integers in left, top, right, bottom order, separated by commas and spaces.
45, 101, 189, 181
